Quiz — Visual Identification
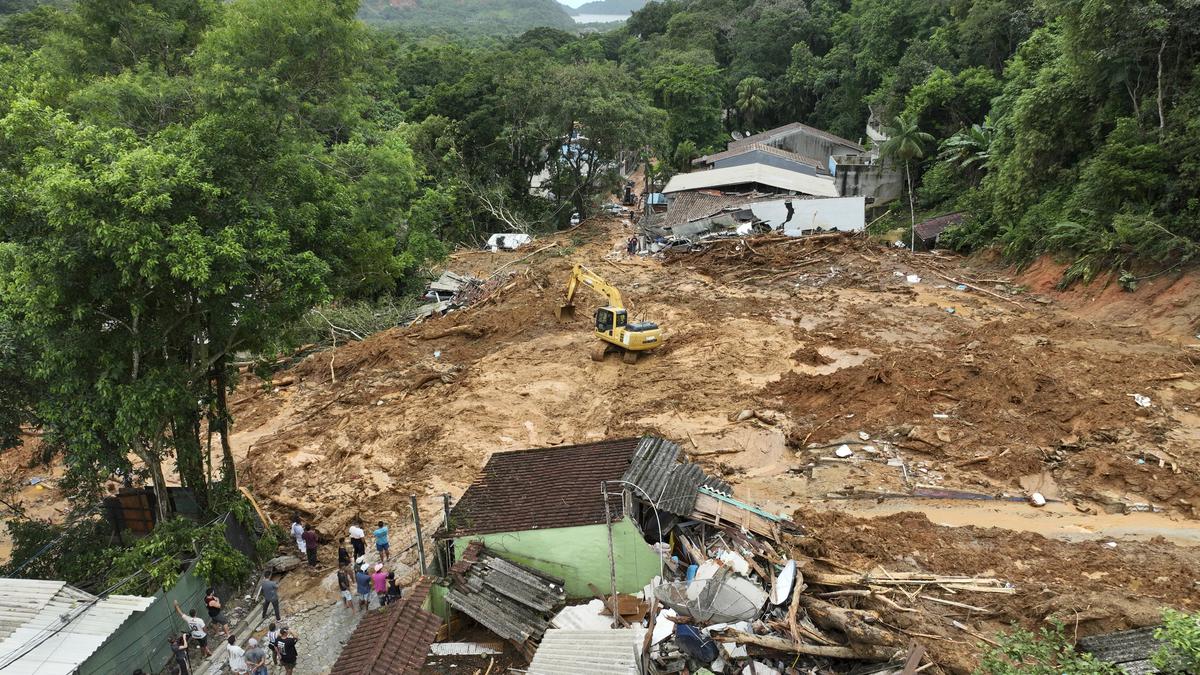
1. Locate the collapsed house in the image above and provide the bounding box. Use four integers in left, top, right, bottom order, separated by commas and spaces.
328, 434, 1050, 674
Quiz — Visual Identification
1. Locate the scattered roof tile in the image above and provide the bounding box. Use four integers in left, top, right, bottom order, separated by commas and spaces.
445, 548, 566, 645
329, 578, 440, 675
438, 438, 642, 538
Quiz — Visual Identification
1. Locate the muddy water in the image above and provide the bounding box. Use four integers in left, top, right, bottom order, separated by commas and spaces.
816, 499, 1200, 547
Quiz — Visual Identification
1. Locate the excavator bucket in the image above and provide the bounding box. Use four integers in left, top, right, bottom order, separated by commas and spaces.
555, 303, 576, 321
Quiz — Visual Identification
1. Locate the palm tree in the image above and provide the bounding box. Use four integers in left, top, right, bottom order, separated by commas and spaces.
880, 114, 935, 251
735, 76, 770, 133
938, 117, 994, 178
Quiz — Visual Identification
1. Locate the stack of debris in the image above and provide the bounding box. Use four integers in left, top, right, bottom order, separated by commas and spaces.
445, 542, 567, 660
428, 435, 1017, 673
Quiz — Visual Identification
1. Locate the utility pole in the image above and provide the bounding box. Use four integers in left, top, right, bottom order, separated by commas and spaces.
410, 494, 426, 574
601, 481, 620, 628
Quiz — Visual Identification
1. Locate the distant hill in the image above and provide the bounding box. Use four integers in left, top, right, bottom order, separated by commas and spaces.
360, 0, 576, 35
561, 0, 646, 15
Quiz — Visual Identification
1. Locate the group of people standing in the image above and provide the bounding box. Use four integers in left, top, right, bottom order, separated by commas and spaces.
165, 514, 397, 675
291, 515, 390, 567
169, 591, 298, 675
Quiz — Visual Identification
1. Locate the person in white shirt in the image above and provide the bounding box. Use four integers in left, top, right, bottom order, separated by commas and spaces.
226, 635, 248, 674
173, 601, 210, 657
291, 514, 306, 554
348, 520, 365, 560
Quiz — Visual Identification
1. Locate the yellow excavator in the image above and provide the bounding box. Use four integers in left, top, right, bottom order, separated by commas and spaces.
556, 263, 664, 364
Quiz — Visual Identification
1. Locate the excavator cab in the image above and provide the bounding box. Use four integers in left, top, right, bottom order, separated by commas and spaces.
594, 307, 626, 336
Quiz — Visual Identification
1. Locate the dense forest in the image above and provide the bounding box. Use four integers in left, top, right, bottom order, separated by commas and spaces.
1, 0, 1198, 524
358, 0, 576, 35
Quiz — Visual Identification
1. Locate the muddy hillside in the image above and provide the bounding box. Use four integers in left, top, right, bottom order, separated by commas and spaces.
230, 218, 1200, 664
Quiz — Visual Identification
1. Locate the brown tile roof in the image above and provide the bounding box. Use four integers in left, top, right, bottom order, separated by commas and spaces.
729, 122, 864, 153
329, 577, 440, 675
438, 438, 642, 538
914, 212, 966, 241
694, 143, 827, 171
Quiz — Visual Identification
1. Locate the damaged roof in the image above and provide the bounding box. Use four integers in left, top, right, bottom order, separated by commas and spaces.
914, 212, 966, 241
329, 578, 440, 675
445, 546, 566, 645
649, 191, 780, 232
623, 436, 731, 516
1077, 626, 1163, 674
438, 438, 642, 538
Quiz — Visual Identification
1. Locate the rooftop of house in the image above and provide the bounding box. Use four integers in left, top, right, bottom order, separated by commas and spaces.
729, 121, 865, 153
914, 212, 966, 241
662, 163, 838, 198
693, 142, 828, 172
439, 438, 643, 538
438, 436, 731, 538
328, 577, 440, 675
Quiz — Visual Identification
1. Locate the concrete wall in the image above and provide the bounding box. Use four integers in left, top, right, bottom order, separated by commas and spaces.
714, 150, 818, 176
452, 518, 662, 599
835, 163, 903, 204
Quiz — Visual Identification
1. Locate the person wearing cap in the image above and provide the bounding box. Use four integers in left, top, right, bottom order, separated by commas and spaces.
371, 563, 388, 607
245, 637, 268, 675
354, 561, 372, 611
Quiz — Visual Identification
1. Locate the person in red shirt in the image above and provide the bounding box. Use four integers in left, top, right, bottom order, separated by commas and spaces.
302, 525, 318, 567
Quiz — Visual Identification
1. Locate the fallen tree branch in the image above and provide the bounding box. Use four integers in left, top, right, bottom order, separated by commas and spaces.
713, 630, 896, 661
929, 270, 1026, 308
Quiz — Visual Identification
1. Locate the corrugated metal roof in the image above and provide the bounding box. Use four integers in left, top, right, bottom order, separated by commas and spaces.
438, 438, 642, 538
445, 548, 565, 645
527, 628, 645, 675
662, 164, 838, 197
651, 192, 780, 232
1078, 626, 1163, 675
329, 578, 440, 675
623, 437, 732, 516
0, 579, 153, 675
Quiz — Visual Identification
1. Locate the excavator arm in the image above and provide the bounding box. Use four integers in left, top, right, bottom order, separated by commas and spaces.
557, 264, 623, 319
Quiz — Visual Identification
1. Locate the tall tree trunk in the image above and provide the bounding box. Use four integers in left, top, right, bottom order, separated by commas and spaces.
135, 436, 171, 522
214, 357, 237, 489
1156, 37, 1167, 134
906, 160, 916, 252
173, 409, 208, 512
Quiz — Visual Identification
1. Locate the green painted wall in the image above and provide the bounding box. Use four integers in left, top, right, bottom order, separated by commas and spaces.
80, 562, 208, 675
451, 517, 662, 599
